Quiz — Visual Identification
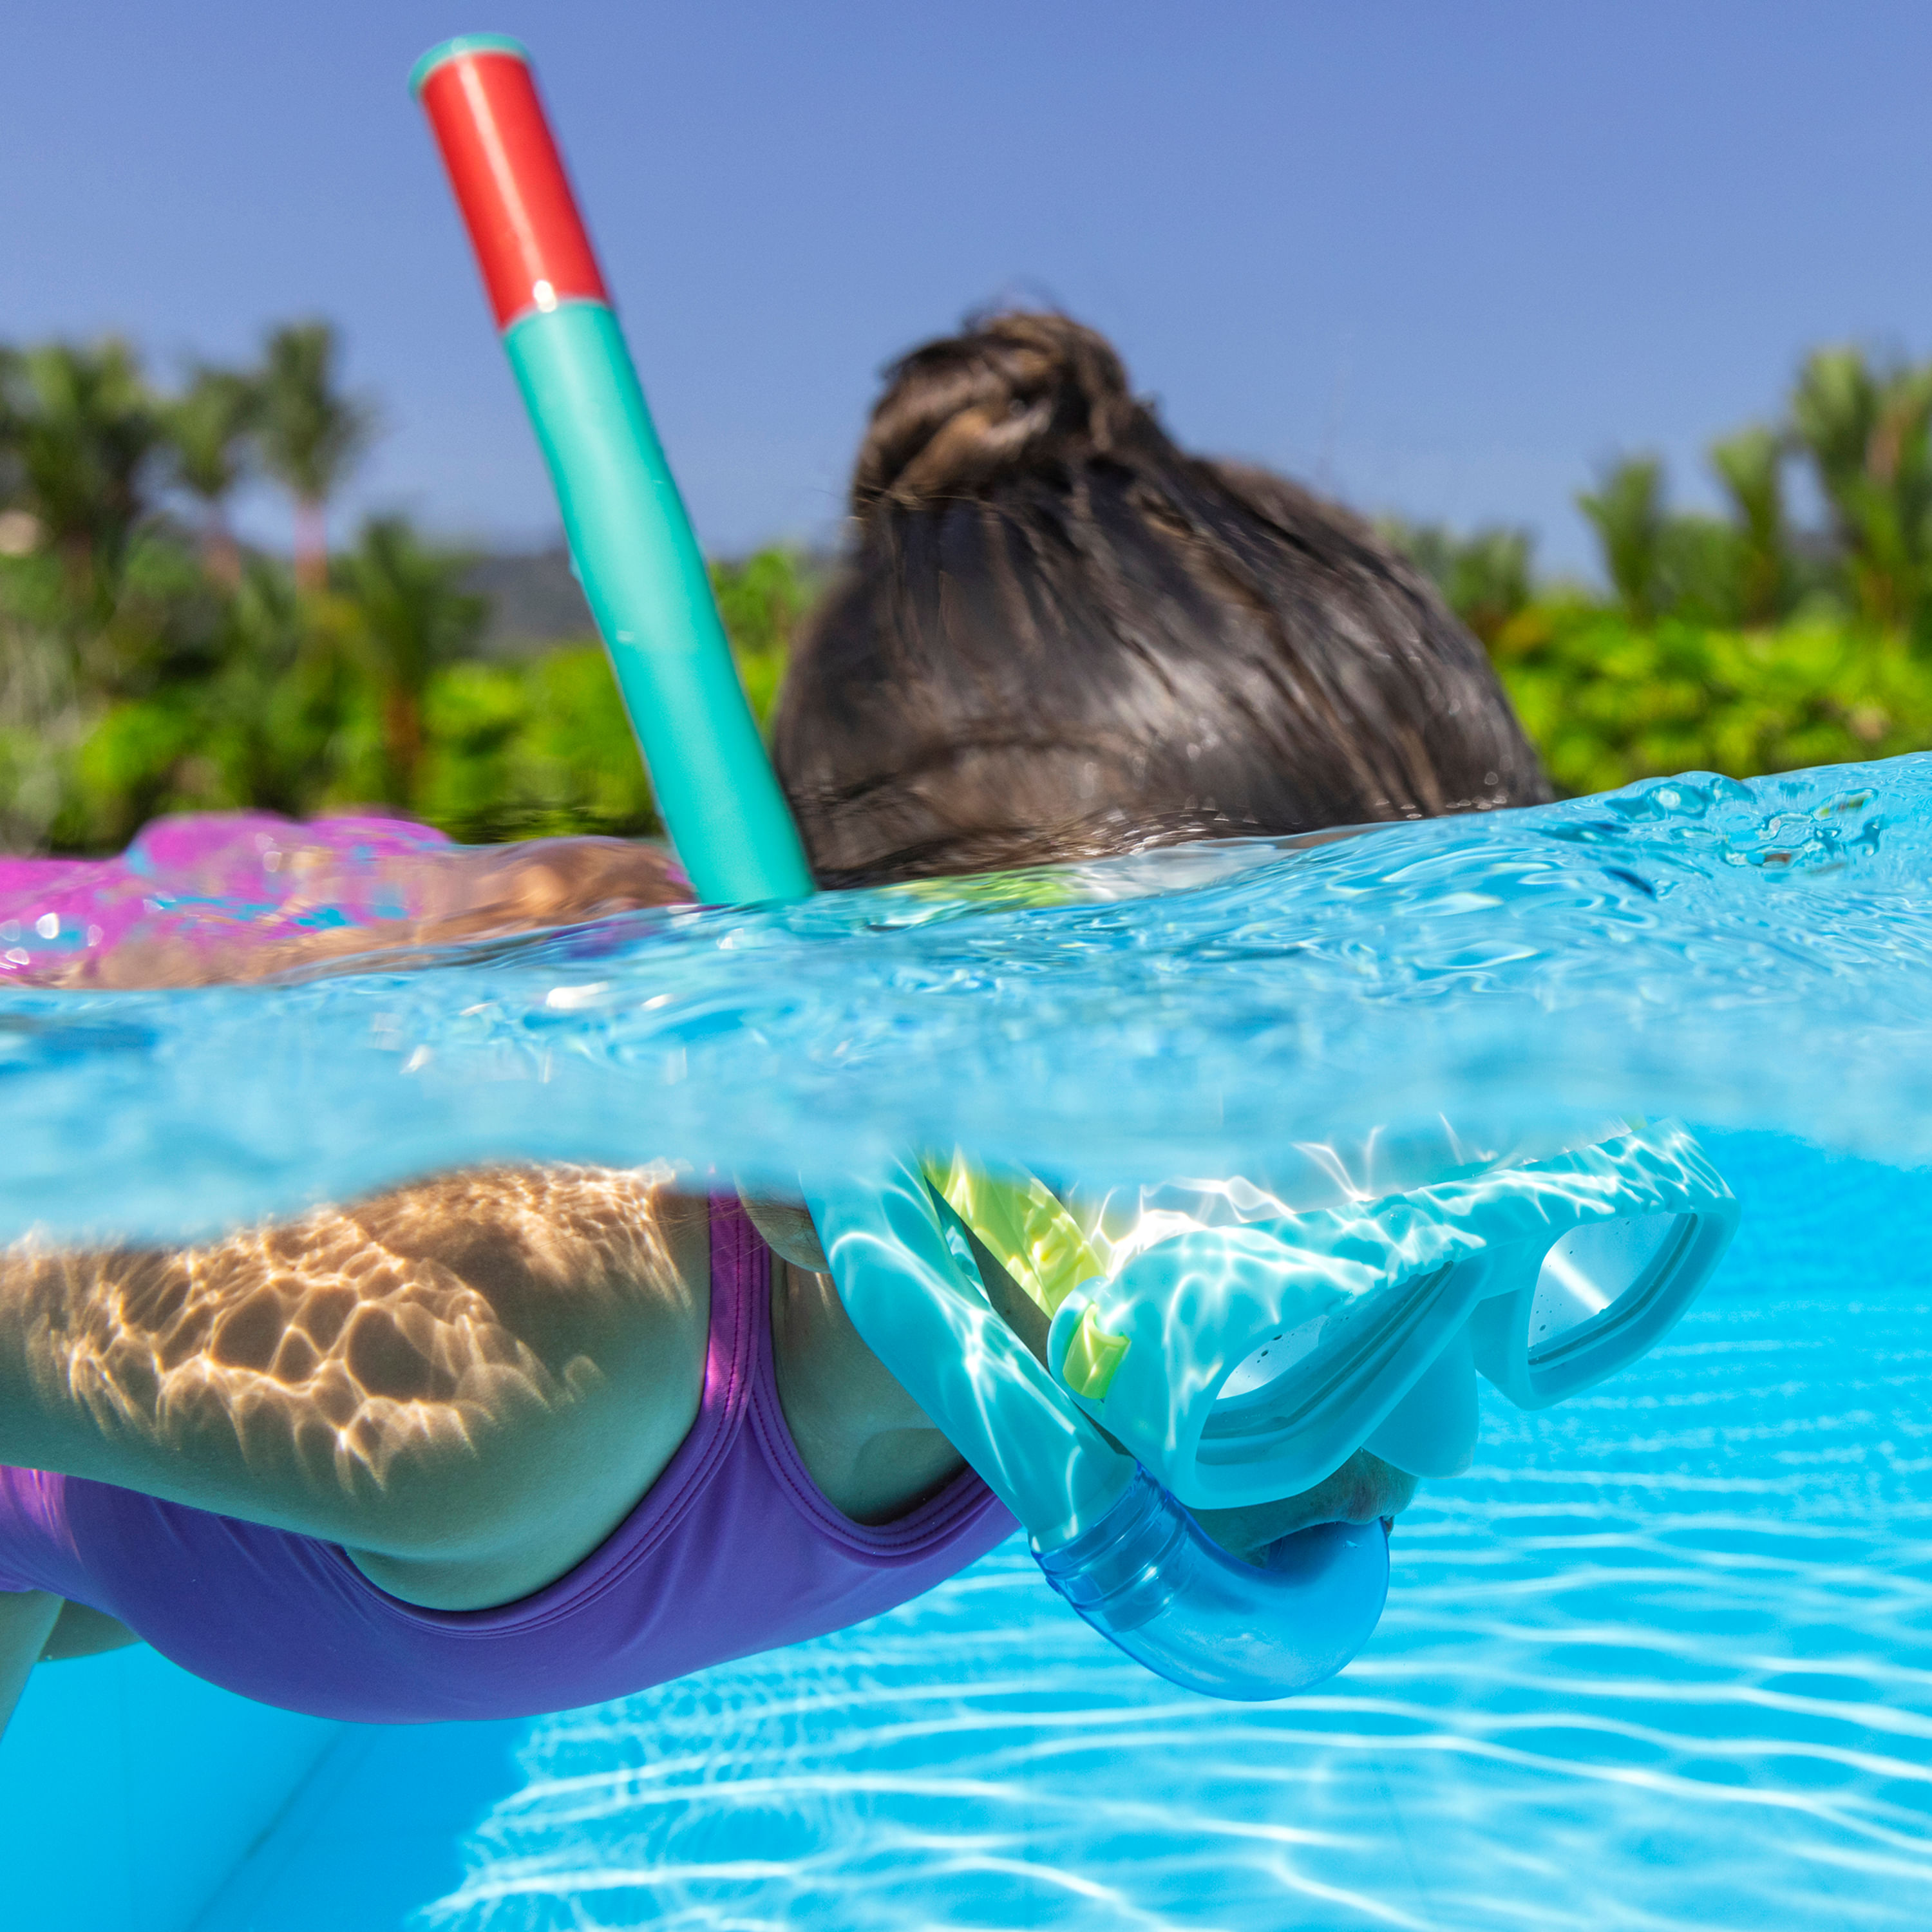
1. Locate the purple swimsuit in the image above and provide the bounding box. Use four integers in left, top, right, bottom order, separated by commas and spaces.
0, 1199, 1016, 1722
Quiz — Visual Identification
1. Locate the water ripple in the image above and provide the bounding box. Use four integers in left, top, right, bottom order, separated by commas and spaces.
402, 1138, 1932, 1931
16, 760, 1932, 1242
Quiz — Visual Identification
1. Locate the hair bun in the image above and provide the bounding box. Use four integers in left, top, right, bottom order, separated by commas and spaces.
851, 311, 1142, 512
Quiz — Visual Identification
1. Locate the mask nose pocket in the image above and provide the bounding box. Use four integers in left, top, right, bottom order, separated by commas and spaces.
1361, 1323, 1479, 1477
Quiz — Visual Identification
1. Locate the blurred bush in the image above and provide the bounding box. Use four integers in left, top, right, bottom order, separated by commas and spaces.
1385, 341, 1932, 792
0, 318, 818, 853
1489, 601, 1932, 796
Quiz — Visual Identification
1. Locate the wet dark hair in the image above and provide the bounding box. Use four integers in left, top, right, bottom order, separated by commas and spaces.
773, 312, 1551, 887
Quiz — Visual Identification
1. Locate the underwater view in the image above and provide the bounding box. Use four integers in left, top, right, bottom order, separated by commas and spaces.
3, 761, 1931, 1928
10, 11, 1932, 1928
369, 1135, 1932, 1932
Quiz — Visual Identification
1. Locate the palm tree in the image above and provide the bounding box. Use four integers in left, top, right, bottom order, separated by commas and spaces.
166, 365, 256, 586
0, 339, 160, 616
1789, 346, 1932, 633
338, 515, 486, 805
1578, 455, 1667, 624
254, 322, 373, 593
1709, 425, 1791, 628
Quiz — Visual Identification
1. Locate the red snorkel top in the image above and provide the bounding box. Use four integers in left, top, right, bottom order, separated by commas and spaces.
411, 35, 611, 331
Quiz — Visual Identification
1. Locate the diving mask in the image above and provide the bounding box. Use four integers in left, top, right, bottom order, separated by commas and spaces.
931, 1119, 1739, 1511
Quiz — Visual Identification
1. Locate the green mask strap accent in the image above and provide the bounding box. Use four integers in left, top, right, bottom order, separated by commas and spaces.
1061, 1305, 1132, 1399
921, 1154, 1134, 1399
921, 1154, 1106, 1317
890, 870, 1084, 914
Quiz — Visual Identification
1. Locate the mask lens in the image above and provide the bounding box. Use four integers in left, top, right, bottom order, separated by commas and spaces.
1218, 1316, 1328, 1401
1206, 1266, 1457, 1440
1528, 1213, 1694, 1367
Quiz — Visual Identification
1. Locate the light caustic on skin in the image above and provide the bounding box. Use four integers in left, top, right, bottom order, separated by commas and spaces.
1, 1166, 697, 1507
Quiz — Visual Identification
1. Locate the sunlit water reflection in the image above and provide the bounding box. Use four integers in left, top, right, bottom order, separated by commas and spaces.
9, 761, 1932, 1241
5, 759, 1932, 1926
412, 1137, 1930, 1932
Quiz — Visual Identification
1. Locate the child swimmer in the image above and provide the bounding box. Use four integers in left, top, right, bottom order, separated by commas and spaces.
0, 314, 1551, 1728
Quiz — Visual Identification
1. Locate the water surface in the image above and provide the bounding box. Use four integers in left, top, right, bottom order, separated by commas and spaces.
5, 761, 1932, 1242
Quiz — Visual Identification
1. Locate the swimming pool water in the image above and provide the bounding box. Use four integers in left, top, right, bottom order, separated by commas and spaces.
8, 760, 1932, 1245
5, 760, 1932, 1927
151, 1132, 1924, 1931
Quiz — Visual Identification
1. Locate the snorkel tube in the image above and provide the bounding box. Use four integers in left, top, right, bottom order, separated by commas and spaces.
409, 36, 808, 905
411, 33, 1387, 1698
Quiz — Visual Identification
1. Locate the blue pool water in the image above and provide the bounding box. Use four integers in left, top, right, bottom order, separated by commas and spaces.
17, 1132, 1909, 1932
6, 760, 1932, 1243
5, 759, 1932, 1927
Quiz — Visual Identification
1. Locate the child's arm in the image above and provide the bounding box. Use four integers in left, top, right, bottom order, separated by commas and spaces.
0, 1169, 711, 1613
42, 835, 692, 990
0, 1592, 62, 1739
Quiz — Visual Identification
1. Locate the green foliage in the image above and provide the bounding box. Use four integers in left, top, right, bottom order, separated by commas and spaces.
710, 545, 820, 733
255, 321, 372, 506
166, 365, 256, 509
0, 339, 162, 616
57, 565, 379, 851
1790, 346, 1932, 634
336, 515, 487, 805
1709, 423, 1792, 625
415, 647, 658, 842
405, 547, 818, 842
166, 364, 256, 584
1492, 601, 1932, 797
0, 553, 89, 849
1, 520, 813, 854
1653, 511, 1745, 628
17, 303, 1932, 859
1577, 456, 1669, 625
1387, 344, 1932, 797
0, 320, 833, 856
254, 321, 374, 585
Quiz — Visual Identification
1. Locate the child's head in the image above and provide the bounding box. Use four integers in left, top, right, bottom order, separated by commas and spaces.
774, 311, 1550, 888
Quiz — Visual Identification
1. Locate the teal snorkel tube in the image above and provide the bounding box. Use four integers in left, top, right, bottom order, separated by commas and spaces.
413, 32, 1411, 1698
408, 34, 806, 907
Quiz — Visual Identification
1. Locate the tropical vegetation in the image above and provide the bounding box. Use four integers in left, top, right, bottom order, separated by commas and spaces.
1385, 345, 1932, 795
6, 325, 1932, 856
0, 322, 811, 853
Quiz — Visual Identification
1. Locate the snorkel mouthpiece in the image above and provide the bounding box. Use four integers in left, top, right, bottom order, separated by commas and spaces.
1034, 1469, 1390, 1700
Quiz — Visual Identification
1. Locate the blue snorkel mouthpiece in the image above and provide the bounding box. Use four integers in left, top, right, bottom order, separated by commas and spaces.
1034, 1470, 1390, 1700
806, 1167, 1394, 1702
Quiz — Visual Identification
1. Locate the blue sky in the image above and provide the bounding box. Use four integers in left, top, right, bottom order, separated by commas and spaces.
7, 2, 1929, 576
